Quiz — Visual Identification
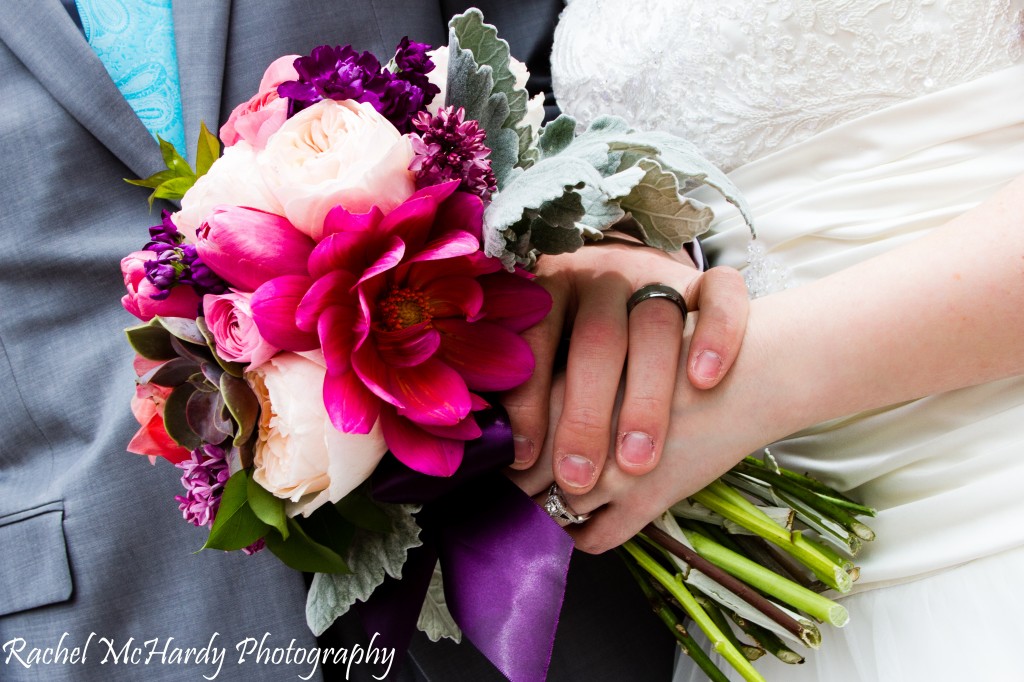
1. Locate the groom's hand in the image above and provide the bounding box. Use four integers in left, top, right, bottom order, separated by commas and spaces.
503, 241, 748, 497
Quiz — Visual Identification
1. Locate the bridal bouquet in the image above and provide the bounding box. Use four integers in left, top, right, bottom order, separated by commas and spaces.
118, 9, 874, 682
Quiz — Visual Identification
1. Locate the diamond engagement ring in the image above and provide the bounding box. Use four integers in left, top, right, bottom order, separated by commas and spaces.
626, 283, 688, 321
543, 484, 590, 525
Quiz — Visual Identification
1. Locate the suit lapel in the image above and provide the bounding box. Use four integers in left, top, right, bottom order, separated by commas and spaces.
173, 0, 232, 161
0, 0, 232, 179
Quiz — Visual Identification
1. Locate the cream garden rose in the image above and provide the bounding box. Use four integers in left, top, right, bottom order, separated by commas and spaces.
247, 351, 387, 517
258, 99, 416, 241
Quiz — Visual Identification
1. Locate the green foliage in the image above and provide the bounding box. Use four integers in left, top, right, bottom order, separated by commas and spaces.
125, 123, 220, 207
204, 470, 269, 551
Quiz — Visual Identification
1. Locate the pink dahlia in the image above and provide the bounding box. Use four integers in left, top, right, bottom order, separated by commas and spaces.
250, 181, 550, 476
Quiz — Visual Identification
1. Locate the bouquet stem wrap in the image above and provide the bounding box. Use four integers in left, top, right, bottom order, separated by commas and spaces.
368, 408, 574, 682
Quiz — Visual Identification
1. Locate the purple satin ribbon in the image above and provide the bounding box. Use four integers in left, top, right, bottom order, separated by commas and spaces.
364, 408, 574, 682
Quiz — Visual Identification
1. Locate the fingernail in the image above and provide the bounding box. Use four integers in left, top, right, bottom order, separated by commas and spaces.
618, 431, 654, 467
513, 435, 534, 464
557, 454, 596, 488
693, 350, 723, 383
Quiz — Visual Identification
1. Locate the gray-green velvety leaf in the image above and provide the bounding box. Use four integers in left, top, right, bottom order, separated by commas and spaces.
576, 183, 626, 235
448, 9, 528, 132
417, 562, 462, 643
620, 159, 715, 251
305, 503, 422, 636
537, 115, 577, 160
446, 39, 519, 188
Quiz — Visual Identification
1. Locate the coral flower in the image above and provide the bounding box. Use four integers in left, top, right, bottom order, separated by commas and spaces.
250, 181, 551, 476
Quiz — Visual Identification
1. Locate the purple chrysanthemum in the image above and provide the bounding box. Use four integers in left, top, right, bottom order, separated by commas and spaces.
174, 444, 230, 529
409, 106, 496, 197
277, 38, 439, 133
141, 211, 227, 300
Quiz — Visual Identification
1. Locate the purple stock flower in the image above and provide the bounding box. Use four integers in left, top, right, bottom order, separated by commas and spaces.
409, 106, 496, 197
277, 38, 439, 133
174, 444, 230, 529
139, 212, 227, 301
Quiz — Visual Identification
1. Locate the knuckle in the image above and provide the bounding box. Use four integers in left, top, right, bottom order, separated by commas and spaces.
559, 404, 610, 440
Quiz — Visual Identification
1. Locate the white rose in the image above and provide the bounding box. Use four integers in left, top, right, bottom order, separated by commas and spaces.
259, 99, 416, 241
173, 140, 281, 242
248, 352, 387, 518
426, 45, 545, 139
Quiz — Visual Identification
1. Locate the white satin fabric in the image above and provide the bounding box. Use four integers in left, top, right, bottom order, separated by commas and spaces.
551, 4, 1024, 677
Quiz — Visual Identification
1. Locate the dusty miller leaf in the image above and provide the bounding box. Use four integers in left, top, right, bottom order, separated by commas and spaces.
620, 159, 715, 251
448, 9, 528, 133
537, 115, 577, 160
305, 503, 422, 636
446, 36, 519, 188
416, 562, 462, 643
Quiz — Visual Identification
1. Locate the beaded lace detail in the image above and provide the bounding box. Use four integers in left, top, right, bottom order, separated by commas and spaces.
552, 0, 1024, 173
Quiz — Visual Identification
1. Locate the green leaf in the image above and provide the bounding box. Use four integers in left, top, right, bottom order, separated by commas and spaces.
265, 518, 349, 574
417, 562, 462, 643
163, 383, 203, 450
125, 321, 176, 361
305, 503, 422, 636
204, 470, 270, 551
448, 9, 528, 132
297, 504, 358, 558
220, 372, 259, 447
151, 177, 196, 202
144, 356, 199, 387
196, 317, 245, 377
159, 136, 194, 178
334, 487, 392, 534
125, 169, 179, 190
195, 122, 221, 178
185, 389, 232, 444
247, 474, 289, 541
125, 135, 197, 207
155, 316, 208, 346
537, 115, 577, 160
620, 158, 716, 251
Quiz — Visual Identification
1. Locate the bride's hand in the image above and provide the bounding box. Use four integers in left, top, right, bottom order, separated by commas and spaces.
502, 241, 748, 496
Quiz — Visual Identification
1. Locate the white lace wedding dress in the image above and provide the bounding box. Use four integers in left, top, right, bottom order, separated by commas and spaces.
553, 2, 1024, 680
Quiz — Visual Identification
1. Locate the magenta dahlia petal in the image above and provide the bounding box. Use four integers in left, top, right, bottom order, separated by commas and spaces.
352, 341, 404, 407
296, 269, 357, 333
380, 405, 464, 477
419, 415, 483, 441
434, 318, 536, 392
407, 230, 481, 264
378, 194, 439, 249
321, 204, 385, 240
323, 369, 381, 434
422, 276, 484, 320
317, 304, 358, 375
404, 252, 501, 290
387, 357, 471, 426
308, 229, 378, 280
250, 275, 320, 351
479, 271, 554, 332
469, 393, 491, 411
433, 190, 484, 241
356, 235, 406, 286
374, 322, 441, 367
197, 207, 314, 291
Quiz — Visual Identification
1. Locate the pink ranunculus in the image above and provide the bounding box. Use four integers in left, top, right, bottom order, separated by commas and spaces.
195, 206, 315, 292
121, 251, 201, 322
220, 55, 299, 149
248, 352, 388, 517
249, 181, 552, 477
173, 141, 283, 242
258, 99, 416, 241
128, 380, 191, 464
203, 290, 279, 368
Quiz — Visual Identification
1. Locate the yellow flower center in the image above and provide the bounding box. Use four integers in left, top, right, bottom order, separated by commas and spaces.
378, 287, 432, 331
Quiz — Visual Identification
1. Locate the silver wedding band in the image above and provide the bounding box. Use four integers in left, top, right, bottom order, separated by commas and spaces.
543, 484, 590, 526
626, 283, 688, 321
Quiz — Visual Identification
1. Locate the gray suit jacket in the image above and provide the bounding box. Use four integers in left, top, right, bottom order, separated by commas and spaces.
0, 1, 673, 680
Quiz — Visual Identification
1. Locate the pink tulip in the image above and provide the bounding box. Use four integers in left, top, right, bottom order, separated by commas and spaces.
195, 206, 315, 292
120, 251, 201, 322
203, 290, 279, 367
250, 181, 551, 476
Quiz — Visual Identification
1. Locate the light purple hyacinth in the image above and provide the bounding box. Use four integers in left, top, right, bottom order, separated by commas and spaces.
174, 443, 230, 529
409, 106, 497, 198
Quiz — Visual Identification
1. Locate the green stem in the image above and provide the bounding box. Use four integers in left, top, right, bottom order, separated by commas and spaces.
619, 551, 732, 682
692, 486, 852, 593
692, 591, 765, 661
742, 456, 876, 517
729, 613, 805, 665
682, 529, 849, 628
623, 540, 767, 682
